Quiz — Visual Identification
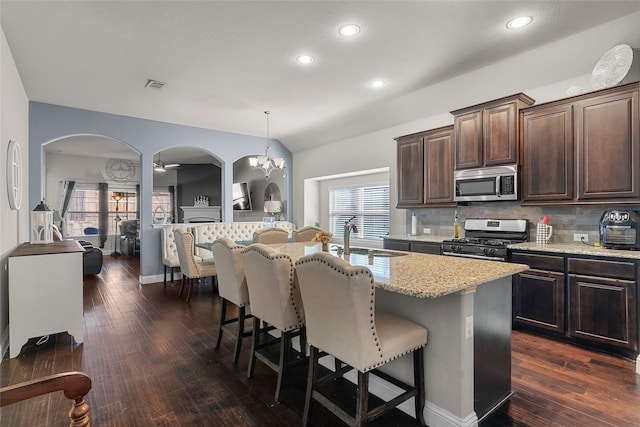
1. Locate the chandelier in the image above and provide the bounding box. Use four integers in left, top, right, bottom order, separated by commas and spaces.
249, 111, 284, 179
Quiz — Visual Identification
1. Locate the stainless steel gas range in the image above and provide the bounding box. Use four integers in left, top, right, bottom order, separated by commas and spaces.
441, 218, 528, 261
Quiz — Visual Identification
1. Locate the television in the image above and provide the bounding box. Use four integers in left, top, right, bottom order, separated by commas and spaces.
232, 182, 252, 211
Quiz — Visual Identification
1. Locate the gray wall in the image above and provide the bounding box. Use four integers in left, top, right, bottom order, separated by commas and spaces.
176, 164, 222, 222
28, 102, 292, 280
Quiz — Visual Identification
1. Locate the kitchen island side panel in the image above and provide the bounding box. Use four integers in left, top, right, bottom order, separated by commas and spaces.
375, 285, 478, 426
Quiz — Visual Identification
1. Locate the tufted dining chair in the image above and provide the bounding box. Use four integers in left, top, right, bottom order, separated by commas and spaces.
241, 243, 306, 403
161, 225, 194, 286
292, 226, 324, 242
174, 229, 217, 303
211, 237, 252, 365
252, 227, 288, 244
295, 251, 428, 427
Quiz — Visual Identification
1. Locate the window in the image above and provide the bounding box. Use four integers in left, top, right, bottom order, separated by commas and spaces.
329, 184, 389, 241
66, 186, 137, 236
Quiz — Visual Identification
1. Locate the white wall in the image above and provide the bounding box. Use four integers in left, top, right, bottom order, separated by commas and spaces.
0, 25, 30, 357
292, 12, 640, 234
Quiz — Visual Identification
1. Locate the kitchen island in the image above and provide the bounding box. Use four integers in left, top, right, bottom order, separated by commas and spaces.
267, 242, 529, 426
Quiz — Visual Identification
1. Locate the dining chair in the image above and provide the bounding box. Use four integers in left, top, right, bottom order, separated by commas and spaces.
292, 226, 324, 242
241, 243, 306, 403
161, 225, 193, 286
252, 227, 288, 244
211, 237, 253, 365
173, 229, 217, 303
295, 251, 428, 427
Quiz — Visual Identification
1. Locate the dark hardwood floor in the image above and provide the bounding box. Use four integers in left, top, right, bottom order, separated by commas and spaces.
1, 255, 639, 426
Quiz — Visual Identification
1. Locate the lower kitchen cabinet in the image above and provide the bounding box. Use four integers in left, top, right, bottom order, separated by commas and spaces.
511, 253, 565, 333
510, 250, 639, 358
567, 258, 637, 354
382, 238, 411, 251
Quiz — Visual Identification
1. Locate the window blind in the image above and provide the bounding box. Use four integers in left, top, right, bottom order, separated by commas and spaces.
329, 184, 389, 240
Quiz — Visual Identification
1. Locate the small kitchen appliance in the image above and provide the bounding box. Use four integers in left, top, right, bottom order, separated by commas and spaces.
441, 218, 528, 261
599, 210, 640, 249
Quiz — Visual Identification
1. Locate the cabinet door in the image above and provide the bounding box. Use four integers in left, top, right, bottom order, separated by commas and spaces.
424, 127, 454, 204
522, 105, 574, 201
576, 88, 639, 199
396, 135, 424, 206
568, 274, 637, 352
454, 110, 483, 169
484, 102, 518, 166
513, 269, 565, 333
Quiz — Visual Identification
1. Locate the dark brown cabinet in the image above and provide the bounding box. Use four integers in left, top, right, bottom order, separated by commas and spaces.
396, 134, 424, 206
451, 93, 534, 169
511, 249, 639, 358
576, 87, 639, 200
383, 239, 441, 255
521, 104, 574, 201
395, 126, 454, 207
567, 258, 637, 353
521, 82, 639, 204
511, 253, 565, 333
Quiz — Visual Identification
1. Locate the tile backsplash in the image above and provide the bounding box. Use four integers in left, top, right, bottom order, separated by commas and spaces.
406, 203, 640, 244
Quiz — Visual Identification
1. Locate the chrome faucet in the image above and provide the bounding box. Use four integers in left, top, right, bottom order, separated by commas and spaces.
343, 216, 358, 256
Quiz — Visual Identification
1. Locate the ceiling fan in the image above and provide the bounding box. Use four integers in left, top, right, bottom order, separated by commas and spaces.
153, 154, 180, 172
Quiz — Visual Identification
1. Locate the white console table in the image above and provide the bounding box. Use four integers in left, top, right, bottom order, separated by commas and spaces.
8, 240, 85, 358
181, 205, 222, 223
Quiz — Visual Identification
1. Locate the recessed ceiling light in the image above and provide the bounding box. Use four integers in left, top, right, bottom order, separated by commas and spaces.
368, 79, 386, 88
339, 24, 360, 37
506, 16, 533, 29
296, 55, 315, 64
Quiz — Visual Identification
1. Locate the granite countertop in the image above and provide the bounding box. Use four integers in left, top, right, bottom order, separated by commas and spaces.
267, 242, 529, 299
385, 234, 447, 243
508, 242, 640, 260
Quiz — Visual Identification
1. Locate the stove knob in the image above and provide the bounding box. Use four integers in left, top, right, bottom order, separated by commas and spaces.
484, 248, 496, 256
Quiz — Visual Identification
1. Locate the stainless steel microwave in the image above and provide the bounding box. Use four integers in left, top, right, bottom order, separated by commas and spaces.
454, 164, 518, 202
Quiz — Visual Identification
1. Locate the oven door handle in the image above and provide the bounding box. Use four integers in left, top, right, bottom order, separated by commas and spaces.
442, 251, 505, 261
496, 176, 501, 197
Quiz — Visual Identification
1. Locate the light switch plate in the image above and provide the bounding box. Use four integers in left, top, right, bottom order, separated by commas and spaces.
423, 228, 431, 234
574, 233, 588, 242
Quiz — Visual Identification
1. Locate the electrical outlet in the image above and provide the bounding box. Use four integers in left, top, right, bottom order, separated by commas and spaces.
574, 233, 588, 242
422, 228, 431, 234
465, 316, 474, 340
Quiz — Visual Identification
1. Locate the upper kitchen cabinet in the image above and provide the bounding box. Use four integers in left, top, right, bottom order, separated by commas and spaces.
451, 93, 535, 169
521, 82, 639, 204
576, 84, 639, 200
395, 125, 454, 208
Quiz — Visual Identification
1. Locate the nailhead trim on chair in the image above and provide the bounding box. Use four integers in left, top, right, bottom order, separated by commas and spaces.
241, 244, 304, 329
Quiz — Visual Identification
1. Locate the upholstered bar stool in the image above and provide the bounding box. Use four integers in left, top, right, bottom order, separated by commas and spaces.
295, 252, 428, 427
211, 237, 253, 365
241, 243, 306, 403
174, 229, 217, 303
252, 227, 288, 244
292, 226, 324, 242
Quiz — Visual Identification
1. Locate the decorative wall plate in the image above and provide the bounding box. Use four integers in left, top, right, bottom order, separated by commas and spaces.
591, 44, 634, 90
6, 140, 22, 210
106, 158, 136, 182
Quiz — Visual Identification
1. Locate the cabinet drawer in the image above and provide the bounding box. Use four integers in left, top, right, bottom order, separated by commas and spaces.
411, 242, 441, 255
510, 252, 564, 271
567, 258, 636, 280
383, 239, 411, 251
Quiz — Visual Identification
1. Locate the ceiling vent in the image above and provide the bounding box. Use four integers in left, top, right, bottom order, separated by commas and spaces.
145, 79, 166, 89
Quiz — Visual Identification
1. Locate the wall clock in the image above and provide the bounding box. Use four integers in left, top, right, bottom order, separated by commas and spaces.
6, 140, 22, 210
106, 158, 136, 183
